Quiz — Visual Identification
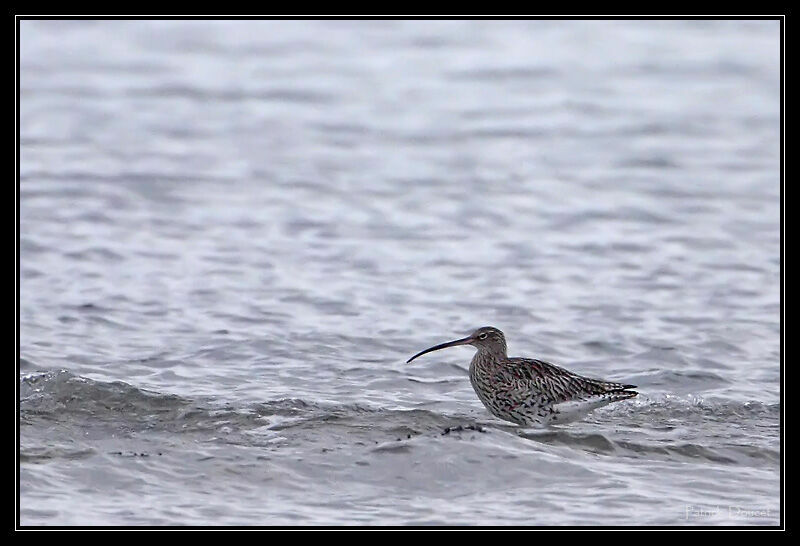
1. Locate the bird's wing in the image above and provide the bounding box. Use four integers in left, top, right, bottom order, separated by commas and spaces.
504, 357, 637, 404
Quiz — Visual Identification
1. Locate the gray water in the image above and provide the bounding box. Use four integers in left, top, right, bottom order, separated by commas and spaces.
19, 20, 781, 526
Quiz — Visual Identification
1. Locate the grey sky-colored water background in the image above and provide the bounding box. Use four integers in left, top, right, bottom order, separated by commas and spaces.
19, 19, 781, 526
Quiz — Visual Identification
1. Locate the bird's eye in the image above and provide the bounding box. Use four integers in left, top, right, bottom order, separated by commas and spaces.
478, 333, 488, 340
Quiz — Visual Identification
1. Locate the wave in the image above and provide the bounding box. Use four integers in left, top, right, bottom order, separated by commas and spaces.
20, 370, 779, 467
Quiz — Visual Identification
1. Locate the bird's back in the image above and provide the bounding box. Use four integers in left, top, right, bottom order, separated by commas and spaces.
505, 357, 637, 401
469, 353, 638, 426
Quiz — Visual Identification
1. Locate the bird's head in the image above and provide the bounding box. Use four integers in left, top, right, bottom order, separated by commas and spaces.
406, 326, 507, 363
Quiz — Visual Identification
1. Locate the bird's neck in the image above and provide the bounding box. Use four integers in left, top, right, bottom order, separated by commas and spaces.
477, 347, 507, 361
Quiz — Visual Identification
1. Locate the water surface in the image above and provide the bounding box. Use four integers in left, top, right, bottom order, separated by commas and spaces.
20, 20, 780, 526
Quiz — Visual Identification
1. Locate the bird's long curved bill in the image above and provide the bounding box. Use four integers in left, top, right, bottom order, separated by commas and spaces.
406, 336, 473, 363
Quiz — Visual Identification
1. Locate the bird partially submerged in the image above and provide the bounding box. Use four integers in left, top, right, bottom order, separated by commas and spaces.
407, 326, 637, 426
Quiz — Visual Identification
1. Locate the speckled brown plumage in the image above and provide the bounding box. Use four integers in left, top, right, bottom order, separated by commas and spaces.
407, 326, 637, 426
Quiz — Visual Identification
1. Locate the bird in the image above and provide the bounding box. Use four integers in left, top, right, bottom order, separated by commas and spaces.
406, 326, 637, 426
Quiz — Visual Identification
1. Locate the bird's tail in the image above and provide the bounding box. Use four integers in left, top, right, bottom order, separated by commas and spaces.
585, 378, 638, 399
604, 388, 639, 402
551, 388, 636, 424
